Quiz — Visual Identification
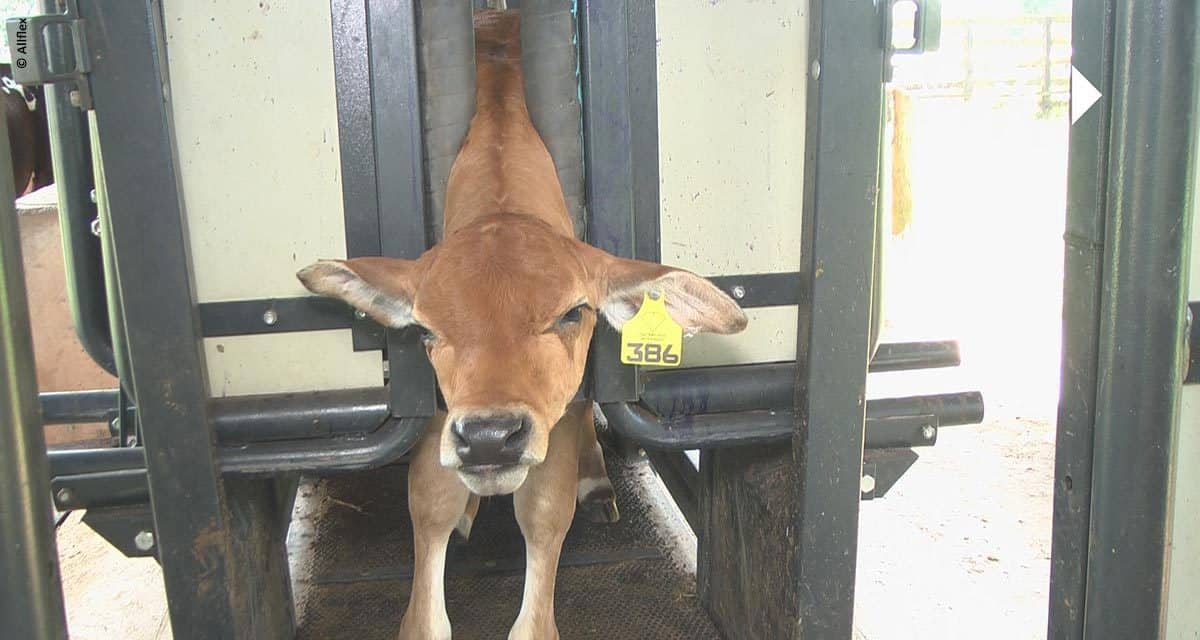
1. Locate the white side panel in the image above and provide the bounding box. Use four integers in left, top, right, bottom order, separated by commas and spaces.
163, 2, 381, 395
1165, 151, 1200, 639
656, 1, 808, 367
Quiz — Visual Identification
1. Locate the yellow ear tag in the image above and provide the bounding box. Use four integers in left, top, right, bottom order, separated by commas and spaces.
620, 291, 683, 367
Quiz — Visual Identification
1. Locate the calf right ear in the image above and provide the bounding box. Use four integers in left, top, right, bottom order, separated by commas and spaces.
296, 257, 423, 328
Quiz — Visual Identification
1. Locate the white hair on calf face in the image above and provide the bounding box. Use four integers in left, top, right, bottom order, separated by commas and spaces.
296, 259, 418, 329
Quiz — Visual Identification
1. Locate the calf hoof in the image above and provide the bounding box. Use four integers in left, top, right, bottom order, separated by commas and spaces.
509, 622, 559, 640
398, 616, 451, 640
577, 485, 620, 524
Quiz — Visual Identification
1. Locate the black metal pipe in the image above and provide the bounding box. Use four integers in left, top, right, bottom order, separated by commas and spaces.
219, 416, 426, 476
1047, 1, 1113, 634
1081, 1, 1198, 636
48, 446, 144, 477
212, 386, 390, 441
604, 391, 984, 451
48, 416, 427, 507
640, 342, 962, 418
0, 104, 68, 640
39, 388, 119, 424
40, 385, 389, 436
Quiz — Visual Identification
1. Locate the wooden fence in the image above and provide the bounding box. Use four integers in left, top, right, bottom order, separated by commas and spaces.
891, 15, 1072, 112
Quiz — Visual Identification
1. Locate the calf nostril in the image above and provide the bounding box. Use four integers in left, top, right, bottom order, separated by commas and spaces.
452, 413, 532, 465
503, 419, 531, 451
451, 420, 469, 446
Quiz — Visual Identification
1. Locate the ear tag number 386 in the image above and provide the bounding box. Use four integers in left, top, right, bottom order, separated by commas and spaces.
620, 291, 683, 367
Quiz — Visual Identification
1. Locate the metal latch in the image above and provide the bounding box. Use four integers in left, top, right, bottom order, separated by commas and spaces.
884, 0, 942, 82
5, 0, 91, 109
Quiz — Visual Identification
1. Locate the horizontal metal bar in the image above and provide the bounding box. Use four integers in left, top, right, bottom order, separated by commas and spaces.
39, 388, 119, 424
219, 417, 425, 476
47, 416, 426, 507
52, 469, 148, 510
213, 386, 389, 441
41, 386, 389, 440
604, 391, 984, 450
640, 342, 963, 418
710, 272, 802, 308
192, 271, 810, 340
199, 296, 352, 337
870, 340, 960, 372
49, 446, 143, 476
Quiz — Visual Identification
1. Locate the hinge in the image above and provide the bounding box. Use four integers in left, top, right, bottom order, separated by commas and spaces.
883, 0, 942, 82
5, 0, 91, 110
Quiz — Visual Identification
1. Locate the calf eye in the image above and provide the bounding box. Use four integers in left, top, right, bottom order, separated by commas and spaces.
416, 325, 437, 345
556, 304, 588, 328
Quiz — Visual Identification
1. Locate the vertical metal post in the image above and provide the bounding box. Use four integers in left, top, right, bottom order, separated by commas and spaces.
580, 0, 650, 403
0, 103, 68, 640
78, 2, 293, 637
1081, 1, 1198, 637
1047, 0, 1113, 636
368, 0, 438, 417
330, 0, 387, 351
792, 0, 885, 636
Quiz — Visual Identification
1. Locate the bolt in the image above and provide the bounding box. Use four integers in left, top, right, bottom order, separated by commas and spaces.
860, 474, 876, 494
731, 285, 746, 300
134, 530, 155, 552
55, 487, 73, 506
90, 218, 101, 237
89, 188, 97, 203
262, 309, 278, 326
811, 60, 821, 80
68, 89, 81, 108
921, 425, 936, 441
354, 310, 367, 320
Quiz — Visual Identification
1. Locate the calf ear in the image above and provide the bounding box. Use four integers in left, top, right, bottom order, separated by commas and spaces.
296, 257, 423, 328
586, 248, 748, 336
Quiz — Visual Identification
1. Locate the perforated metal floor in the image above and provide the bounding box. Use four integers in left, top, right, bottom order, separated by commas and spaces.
290, 457, 720, 639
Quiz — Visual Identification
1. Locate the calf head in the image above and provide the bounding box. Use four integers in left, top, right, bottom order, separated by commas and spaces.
299, 214, 746, 495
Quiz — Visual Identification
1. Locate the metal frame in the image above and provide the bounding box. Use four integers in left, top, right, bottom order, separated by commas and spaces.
41, 44, 115, 375
1049, 1, 1199, 637
78, 1, 272, 634
369, 0, 439, 418
0, 83, 69, 640
791, 2, 887, 634
7, 1, 991, 637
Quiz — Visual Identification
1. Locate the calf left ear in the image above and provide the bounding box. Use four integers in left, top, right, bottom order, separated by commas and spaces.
590, 251, 748, 336
296, 257, 423, 328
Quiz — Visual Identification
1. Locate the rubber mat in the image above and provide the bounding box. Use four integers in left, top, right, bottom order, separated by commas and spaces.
290, 456, 721, 639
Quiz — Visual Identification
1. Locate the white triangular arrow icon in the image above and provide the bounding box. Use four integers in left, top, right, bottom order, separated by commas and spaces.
1071, 66, 1101, 125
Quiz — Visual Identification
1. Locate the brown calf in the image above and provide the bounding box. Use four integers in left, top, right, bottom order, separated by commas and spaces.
299, 9, 746, 639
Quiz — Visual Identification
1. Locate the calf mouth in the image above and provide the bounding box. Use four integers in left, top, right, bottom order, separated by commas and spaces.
456, 463, 531, 496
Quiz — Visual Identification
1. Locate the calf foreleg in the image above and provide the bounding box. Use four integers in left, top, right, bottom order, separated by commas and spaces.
399, 413, 471, 640
575, 402, 619, 523
509, 403, 584, 639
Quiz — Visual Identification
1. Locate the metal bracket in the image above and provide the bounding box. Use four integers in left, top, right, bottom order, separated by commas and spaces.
5, 0, 91, 109
883, 0, 942, 82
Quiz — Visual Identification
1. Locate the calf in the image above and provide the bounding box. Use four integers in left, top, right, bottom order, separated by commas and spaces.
299, 8, 746, 639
